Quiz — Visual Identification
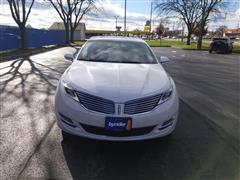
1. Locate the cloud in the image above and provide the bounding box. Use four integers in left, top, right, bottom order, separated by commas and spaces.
0, 2, 60, 29
84, 0, 150, 30
0, 0, 239, 31
0, 0, 150, 30
236, 8, 240, 16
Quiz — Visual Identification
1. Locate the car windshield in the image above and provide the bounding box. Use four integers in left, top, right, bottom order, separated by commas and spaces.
77, 40, 157, 64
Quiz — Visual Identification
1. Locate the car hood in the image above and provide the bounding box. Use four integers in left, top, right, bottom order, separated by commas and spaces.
64, 61, 171, 102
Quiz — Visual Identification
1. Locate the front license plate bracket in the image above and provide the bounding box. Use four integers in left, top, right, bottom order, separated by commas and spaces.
105, 117, 132, 131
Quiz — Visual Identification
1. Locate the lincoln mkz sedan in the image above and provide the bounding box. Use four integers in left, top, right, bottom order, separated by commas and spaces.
55, 37, 179, 141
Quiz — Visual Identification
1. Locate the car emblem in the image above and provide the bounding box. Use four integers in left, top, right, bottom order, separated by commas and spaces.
117, 104, 121, 115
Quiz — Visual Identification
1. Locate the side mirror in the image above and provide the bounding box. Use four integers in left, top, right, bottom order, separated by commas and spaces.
73, 47, 81, 57
158, 56, 170, 64
64, 53, 74, 61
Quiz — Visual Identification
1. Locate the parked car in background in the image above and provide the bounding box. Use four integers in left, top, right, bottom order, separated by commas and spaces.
55, 36, 179, 141
209, 37, 233, 54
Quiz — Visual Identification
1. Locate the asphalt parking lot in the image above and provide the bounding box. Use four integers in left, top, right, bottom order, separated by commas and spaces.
0, 47, 239, 179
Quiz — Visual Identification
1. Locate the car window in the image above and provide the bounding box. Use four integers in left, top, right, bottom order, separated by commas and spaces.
213, 38, 227, 42
78, 40, 157, 64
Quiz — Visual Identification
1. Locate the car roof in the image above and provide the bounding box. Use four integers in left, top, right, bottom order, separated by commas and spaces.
88, 36, 145, 43
213, 37, 229, 40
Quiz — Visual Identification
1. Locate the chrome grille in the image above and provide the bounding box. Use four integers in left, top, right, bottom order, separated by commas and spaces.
124, 94, 162, 115
75, 91, 115, 114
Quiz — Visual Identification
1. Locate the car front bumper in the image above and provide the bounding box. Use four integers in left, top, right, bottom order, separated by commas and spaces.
55, 81, 179, 141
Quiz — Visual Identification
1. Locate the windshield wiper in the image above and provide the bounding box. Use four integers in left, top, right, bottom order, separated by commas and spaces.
78, 58, 143, 64
77, 58, 104, 62
120, 61, 142, 64
77, 58, 91, 61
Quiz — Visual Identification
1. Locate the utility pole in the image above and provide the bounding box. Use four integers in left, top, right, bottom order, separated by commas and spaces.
149, 1, 153, 40
124, 0, 127, 36
149, 1, 153, 33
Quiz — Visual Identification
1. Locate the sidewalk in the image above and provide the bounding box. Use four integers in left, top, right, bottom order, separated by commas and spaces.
0, 45, 64, 62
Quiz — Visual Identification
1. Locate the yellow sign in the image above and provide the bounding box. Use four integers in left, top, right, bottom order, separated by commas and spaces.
144, 26, 150, 32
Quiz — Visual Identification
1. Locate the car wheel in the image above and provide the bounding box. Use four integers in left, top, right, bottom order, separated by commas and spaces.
209, 49, 212, 53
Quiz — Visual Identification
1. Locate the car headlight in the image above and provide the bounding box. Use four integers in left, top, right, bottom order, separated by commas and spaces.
62, 81, 79, 102
158, 87, 173, 104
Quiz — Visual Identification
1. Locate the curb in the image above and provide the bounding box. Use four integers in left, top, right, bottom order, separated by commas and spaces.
149, 45, 171, 47
150, 46, 240, 53
181, 48, 209, 51
181, 48, 240, 53
0, 45, 66, 62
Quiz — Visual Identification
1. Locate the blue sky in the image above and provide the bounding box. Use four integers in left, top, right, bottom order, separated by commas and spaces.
112, 0, 152, 14
0, 0, 239, 31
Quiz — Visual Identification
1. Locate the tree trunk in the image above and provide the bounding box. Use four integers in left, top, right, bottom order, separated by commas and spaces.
197, 34, 203, 49
186, 32, 191, 45
70, 28, 74, 43
65, 24, 70, 44
20, 26, 27, 50
197, 23, 205, 49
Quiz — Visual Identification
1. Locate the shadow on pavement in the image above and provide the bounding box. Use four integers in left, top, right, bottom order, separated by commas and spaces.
61, 136, 172, 180
60, 101, 240, 180
0, 56, 60, 118
0, 54, 69, 178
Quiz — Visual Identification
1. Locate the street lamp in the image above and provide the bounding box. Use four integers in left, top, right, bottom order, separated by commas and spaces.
114, 15, 119, 30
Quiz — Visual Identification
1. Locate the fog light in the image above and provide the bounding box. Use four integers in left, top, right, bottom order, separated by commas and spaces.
162, 118, 174, 127
59, 113, 76, 127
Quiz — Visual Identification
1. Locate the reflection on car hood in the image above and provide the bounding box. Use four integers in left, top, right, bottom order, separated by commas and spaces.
64, 61, 171, 102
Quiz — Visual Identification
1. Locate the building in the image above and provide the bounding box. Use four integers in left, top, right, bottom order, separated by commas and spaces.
85, 30, 151, 39
49, 22, 86, 40
224, 28, 240, 38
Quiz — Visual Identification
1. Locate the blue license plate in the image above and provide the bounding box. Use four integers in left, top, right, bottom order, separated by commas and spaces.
105, 117, 132, 131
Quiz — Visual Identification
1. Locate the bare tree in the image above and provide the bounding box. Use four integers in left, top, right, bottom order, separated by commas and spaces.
7, 0, 35, 49
196, 0, 222, 49
156, 23, 165, 37
155, 0, 202, 45
48, 0, 72, 44
216, 25, 227, 37
48, 0, 97, 43
193, 25, 208, 37
69, 0, 97, 43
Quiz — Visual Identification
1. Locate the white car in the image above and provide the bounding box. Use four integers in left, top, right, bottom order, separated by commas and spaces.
55, 36, 179, 141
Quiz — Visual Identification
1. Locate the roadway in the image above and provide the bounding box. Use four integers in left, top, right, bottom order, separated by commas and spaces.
0, 47, 239, 179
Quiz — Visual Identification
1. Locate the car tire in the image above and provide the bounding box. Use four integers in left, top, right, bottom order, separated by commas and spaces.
209, 49, 212, 53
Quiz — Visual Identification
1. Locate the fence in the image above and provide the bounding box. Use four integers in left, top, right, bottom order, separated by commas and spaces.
0, 25, 65, 51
